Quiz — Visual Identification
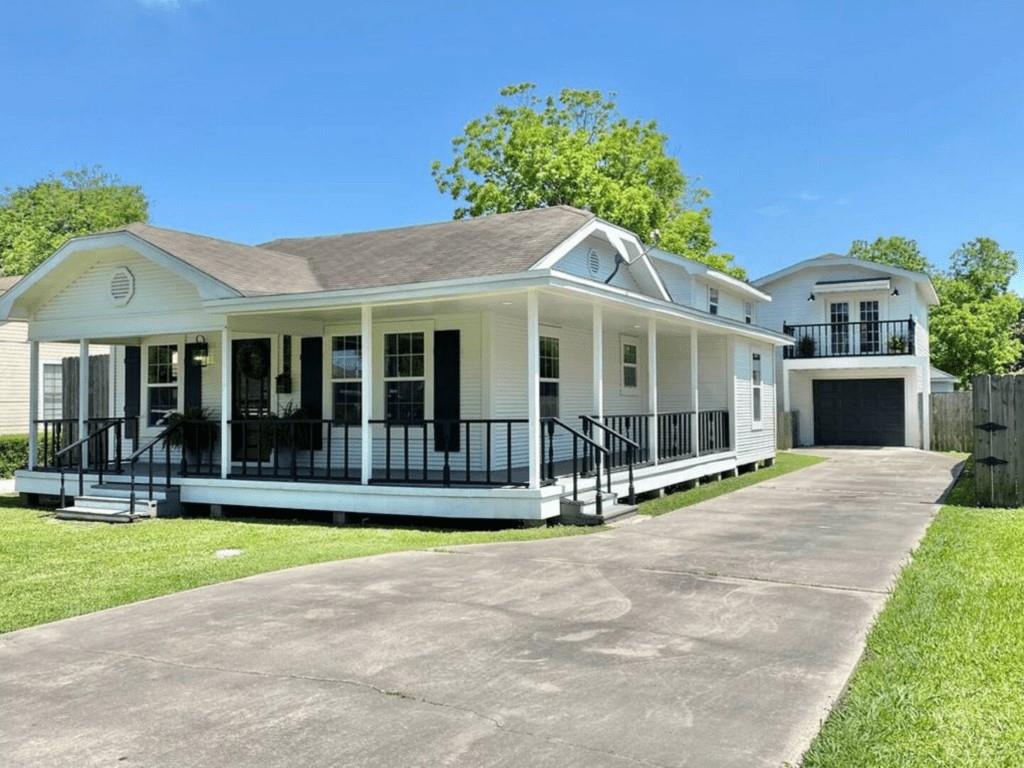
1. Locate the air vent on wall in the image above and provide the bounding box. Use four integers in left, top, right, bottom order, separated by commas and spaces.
587, 248, 600, 275
109, 267, 135, 307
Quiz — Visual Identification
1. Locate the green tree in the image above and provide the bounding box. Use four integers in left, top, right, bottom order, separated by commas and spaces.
848, 236, 935, 274
432, 83, 743, 277
0, 167, 148, 276
930, 239, 1022, 386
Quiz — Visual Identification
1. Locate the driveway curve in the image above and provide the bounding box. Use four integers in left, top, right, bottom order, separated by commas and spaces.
0, 448, 961, 767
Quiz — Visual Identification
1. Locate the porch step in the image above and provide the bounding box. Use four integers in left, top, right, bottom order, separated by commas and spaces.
559, 490, 638, 526
54, 505, 142, 524
88, 484, 182, 517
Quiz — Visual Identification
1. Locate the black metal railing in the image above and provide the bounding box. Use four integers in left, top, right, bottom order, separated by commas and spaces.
578, 416, 637, 505
230, 419, 358, 482
128, 419, 186, 510
54, 419, 126, 508
658, 411, 694, 461
369, 419, 528, 487
698, 410, 730, 454
783, 317, 915, 359
585, 414, 651, 465
542, 418, 613, 512
35, 416, 137, 470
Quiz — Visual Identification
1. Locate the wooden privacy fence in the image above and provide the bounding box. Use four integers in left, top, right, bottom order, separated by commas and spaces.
930, 391, 972, 452
973, 373, 1024, 507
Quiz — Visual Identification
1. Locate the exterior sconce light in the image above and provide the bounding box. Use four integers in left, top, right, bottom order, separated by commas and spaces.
891, 288, 900, 296
192, 334, 210, 367
807, 292, 816, 302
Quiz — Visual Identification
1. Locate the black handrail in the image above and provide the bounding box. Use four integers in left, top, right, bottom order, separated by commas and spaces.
128, 419, 186, 513
55, 419, 124, 508
542, 417, 613, 514
579, 416, 637, 504
228, 418, 356, 482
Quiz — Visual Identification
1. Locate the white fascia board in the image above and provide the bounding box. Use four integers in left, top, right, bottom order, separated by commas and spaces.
754, 255, 939, 305
0, 231, 241, 321
813, 278, 890, 293
648, 247, 770, 302
783, 355, 924, 372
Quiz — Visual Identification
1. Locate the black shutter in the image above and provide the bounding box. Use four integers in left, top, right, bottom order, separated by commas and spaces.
300, 337, 323, 449
124, 346, 141, 440
433, 330, 460, 452
184, 343, 204, 412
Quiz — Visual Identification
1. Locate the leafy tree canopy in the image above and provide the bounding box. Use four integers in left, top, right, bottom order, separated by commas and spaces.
0, 167, 148, 276
432, 83, 744, 277
848, 236, 935, 275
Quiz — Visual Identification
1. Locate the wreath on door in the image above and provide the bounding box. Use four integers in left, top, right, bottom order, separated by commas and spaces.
237, 341, 269, 380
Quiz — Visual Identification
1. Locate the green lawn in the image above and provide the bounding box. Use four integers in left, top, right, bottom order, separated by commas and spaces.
0, 498, 595, 634
802, 458, 1024, 767
638, 451, 827, 516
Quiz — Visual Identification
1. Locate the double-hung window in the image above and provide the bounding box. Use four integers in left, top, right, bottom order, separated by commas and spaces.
621, 337, 638, 390
708, 287, 720, 315
539, 336, 560, 418
147, 344, 179, 426
384, 332, 425, 422
751, 353, 763, 426
331, 335, 362, 424
42, 363, 63, 419
744, 301, 754, 325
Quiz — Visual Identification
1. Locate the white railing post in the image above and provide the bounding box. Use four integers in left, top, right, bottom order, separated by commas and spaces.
220, 327, 231, 478
360, 305, 374, 485
527, 291, 541, 489
28, 340, 39, 469
648, 317, 658, 464
690, 327, 699, 457
79, 338, 89, 469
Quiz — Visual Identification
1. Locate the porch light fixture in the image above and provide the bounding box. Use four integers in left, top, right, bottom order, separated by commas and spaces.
807, 292, 816, 302
891, 288, 900, 296
191, 335, 210, 368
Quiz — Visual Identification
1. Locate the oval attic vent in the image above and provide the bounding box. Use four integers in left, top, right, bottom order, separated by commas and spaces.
587, 248, 600, 275
109, 267, 135, 307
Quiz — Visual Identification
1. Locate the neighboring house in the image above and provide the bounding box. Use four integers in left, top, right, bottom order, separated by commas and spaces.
0, 206, 789, 523
754, 254, 940, 448
930, 366, 957, 393
0, 277, 80, 436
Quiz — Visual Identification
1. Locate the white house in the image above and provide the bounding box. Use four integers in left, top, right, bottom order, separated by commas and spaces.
0, 206, 790, 523
754, 254, 940, 448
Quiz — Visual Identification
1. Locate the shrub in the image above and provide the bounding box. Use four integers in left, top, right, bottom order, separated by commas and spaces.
0, 434, 28, 478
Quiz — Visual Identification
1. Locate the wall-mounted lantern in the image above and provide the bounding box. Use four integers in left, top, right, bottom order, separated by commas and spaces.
192, 334, 210, 368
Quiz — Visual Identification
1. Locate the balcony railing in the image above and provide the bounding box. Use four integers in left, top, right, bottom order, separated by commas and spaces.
783, 317, 915, 359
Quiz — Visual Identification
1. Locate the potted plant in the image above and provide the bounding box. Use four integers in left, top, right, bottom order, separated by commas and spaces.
163, 406, 215, 469
797, 335, 816, 358
888, 335, 908, 354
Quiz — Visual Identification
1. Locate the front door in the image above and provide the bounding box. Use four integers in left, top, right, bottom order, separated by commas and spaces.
232, 338, 272, 461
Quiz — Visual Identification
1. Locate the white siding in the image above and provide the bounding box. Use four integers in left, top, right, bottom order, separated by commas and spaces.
656, 334, 691, 412
733, 340, 776, 461
656, 262, 693, 306
553, 237, 644, 293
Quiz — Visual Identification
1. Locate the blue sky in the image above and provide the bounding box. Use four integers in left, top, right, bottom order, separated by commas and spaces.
2, 1, 1022, 288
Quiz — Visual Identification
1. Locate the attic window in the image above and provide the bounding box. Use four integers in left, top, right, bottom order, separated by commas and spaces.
109, 267, 135, 307
587, 248, 600, 276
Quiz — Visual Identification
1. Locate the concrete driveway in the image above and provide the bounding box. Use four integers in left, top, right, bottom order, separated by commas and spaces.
0, 448, 960, 768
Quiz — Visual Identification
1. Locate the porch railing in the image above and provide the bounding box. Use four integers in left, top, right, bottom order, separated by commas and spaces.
542, 418, 612, 512
35, 416, 137, 471
230, 418, 358, 482
783, 317, 915, 359
369, 418, 529, 487
585, 414, 651, 466
54, 419, 126, 507
658, 411, 694, 461
578, 416, 636, 505
698, 410, 730, 454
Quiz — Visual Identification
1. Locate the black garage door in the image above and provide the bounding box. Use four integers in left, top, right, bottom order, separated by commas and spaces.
813, 378, 905, 446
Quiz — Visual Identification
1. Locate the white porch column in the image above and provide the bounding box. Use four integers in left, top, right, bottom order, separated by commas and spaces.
647, 317, 658, 464
527, 291, 541, 489
690, 327, 699, 457
78, 339, 89, 468
360, 305, 373, 485
28, 340, 39, 469
592, 304, 603, 420
220, 327, 231, 478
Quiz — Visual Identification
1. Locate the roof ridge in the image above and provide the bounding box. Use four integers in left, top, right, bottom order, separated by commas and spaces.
128, 221, 292, 257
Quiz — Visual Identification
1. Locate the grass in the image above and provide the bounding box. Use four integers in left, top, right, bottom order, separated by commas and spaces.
638, 451, 827, 516
802, 457, 1024, 767
0, 497, 596, 634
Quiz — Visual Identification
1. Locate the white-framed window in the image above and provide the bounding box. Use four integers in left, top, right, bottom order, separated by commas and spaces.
751, 352, 763, 426
331, 335, 362, 424
384, 331, 425, 421
539, 335, 559, 418
147, 344, 179, 426
744, 301, 754, 325
621, 337, 638, 390
708, 286, 719, 315
42, 363, 63, 419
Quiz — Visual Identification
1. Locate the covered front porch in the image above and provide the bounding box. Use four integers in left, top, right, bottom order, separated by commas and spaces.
22, 287, 748, 520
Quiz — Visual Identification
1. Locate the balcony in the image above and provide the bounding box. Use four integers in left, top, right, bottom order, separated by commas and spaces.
783, 317, 915, 359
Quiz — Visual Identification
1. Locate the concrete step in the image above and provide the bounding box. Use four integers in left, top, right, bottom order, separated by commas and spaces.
55, 506, 140, 523
72, 496, 159, 516
559, 491, 637, 525
86, 485, 182, 517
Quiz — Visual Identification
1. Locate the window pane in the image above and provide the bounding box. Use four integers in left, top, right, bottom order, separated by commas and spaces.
148, 387, 178, 427
332, 382, 362, 424
623, 344, 637, 365
752, 354, 762, 385
385, 380, 425, 422
623, 366, 637, 388
540, 336, 559, 379
540, 382, 559, 418
753, 389, 762, 422
147, 344, 178, 384
331, 336, 362, 379
384, 333, 425, 383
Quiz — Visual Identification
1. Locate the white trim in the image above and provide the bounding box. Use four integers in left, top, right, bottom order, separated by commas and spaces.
648, 247, 773, 302
360, 306, 373, 485
690, 328, 699, 457
79, 339, 89, 468
753, 254, 939, 305
220, 327, 231, 478
527, 291, 540, 489
814, 278, 891, 294
592, 304, 603, 421
28, 341, 39, 469
647, 317, 658, 464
